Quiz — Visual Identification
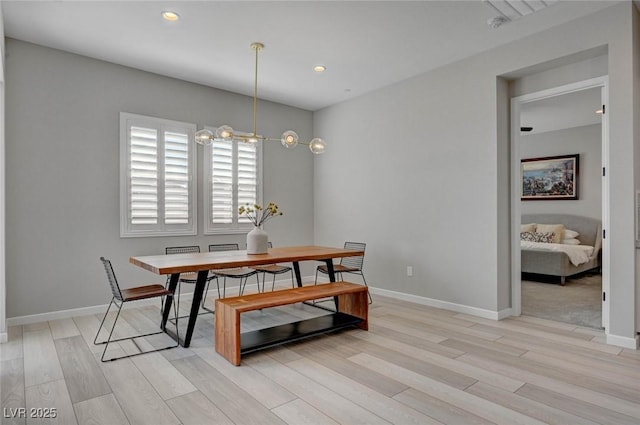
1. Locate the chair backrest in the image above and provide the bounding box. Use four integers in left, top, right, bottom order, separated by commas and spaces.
209, 243, 239, 252
340, 241, 366, 270
100, 257, 123, 301
166, 245, 200, 255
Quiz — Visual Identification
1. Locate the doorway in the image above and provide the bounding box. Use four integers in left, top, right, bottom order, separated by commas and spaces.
510, 76, 610, 330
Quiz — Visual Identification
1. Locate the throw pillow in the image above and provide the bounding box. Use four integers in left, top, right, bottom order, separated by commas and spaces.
536, 224, 565, 244
520, 231, 555, 243
521, 223, 537, 232
562, 238, 581, 245
564, 229, 580, 239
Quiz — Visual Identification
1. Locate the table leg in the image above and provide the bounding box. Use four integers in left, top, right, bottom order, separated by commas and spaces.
182, 270, 210, 348
162, 273, 180, 330
324, 260, 339, 310
293, 261, 302, 287
325, 260, 336, 282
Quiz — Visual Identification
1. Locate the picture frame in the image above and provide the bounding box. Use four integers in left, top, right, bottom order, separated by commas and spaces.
521, 154, 579, 201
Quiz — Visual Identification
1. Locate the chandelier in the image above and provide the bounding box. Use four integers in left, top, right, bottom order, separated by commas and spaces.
194, 42, 326, 154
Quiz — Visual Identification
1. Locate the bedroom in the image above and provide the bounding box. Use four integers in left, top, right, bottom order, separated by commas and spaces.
517, 79, 604, 330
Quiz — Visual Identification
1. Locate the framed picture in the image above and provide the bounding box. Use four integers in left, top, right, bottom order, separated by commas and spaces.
521, 154, 579, 200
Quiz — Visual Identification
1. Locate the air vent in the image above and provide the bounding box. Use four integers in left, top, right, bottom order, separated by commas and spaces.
484, 0, 558, 28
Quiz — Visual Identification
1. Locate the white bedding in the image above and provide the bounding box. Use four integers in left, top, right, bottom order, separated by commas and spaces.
520, 241, 594, 266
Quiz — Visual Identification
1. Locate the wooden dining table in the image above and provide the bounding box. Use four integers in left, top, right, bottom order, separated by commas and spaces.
130, 245, 365, 347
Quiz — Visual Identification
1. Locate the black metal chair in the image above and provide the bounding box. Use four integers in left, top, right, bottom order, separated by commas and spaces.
94, 257, 178, 362
165, 246, 217, 315
208, 244, 259, 297
315, 241, 372, 303
251, 242, 295, 292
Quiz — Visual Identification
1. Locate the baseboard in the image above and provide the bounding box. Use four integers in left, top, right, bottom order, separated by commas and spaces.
6, 275, 315, 327
606, 333, 639, 350
7, 277, 592, 331
497, 308, 514, 320
369, 287, 507, 320
7, 304, 111, 327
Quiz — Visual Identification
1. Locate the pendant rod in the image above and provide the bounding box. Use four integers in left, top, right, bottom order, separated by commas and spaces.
251, 42, 264, 137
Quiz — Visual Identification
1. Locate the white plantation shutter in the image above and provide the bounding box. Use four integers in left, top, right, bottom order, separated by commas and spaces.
120, 113, 196, 237
211, 139, 234, 224
237, 143, 258, 224
164, 131, 190, 224
204, 127, 262, 234
129, 126, 158, 225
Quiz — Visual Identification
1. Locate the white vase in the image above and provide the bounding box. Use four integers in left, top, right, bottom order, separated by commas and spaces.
247, 226, 268, 254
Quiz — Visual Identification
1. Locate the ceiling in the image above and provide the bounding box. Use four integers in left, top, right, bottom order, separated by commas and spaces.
520, 87, 602, 135
1, 1, 618, 111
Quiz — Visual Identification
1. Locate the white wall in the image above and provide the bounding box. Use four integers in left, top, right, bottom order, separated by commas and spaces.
4, 39, 315, 318
520, 124, 602, 220
314, 2, 637, 341
0, 2, 6, 341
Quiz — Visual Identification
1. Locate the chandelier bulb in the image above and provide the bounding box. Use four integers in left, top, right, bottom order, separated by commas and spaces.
195, 129, 214, 146
215, 125, 234, 142
309, 138, 326, 155
281, 130, 299, 149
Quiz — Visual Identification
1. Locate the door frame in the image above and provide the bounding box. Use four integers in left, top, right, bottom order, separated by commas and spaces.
510, 76, 610, 330
0, 79, 5, 343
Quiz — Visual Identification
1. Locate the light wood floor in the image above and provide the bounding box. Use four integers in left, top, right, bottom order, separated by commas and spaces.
2, 291, 640, 425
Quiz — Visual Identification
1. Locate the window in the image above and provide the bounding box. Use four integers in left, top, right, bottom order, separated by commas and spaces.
120, 113, 197, 237
204, 127, 262, 234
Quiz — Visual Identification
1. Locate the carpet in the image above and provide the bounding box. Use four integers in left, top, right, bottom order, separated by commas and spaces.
521, 272, 602, 329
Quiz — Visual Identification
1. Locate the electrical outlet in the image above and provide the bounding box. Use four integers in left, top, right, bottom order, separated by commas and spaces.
407, 266, 413, 277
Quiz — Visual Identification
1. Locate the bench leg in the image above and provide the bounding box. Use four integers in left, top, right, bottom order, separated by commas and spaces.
215, 300, 242, 366
337, 291, 369, 330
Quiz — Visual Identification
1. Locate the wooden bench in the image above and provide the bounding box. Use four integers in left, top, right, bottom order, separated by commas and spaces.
215, 281, 369, 365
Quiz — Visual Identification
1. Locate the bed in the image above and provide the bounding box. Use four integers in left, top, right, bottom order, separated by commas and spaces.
521, 213, 602, 285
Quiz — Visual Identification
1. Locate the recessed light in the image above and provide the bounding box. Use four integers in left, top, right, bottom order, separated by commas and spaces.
162, 11, 180, 21
314, 65, 326, 73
